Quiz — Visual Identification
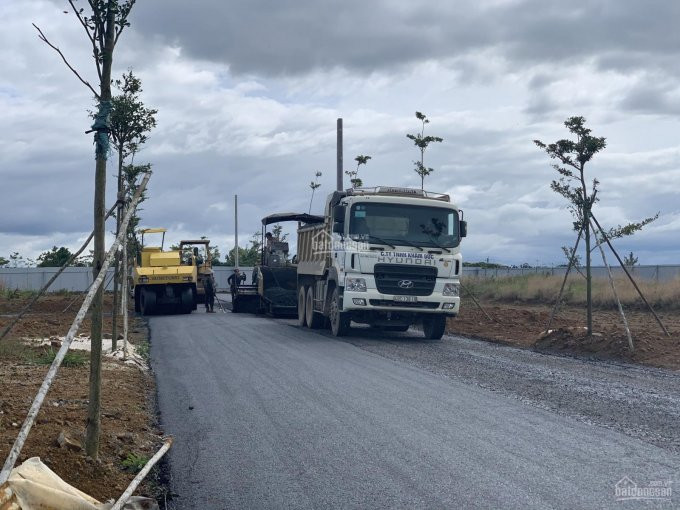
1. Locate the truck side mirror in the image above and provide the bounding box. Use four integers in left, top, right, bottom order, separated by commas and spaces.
332, 204, 346, 223
460, 220, 468, 238
332, 204, 346, 235
193, 247, 199, 256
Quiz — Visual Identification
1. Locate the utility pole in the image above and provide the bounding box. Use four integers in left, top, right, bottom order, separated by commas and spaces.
234, 194, 239, 268
337, 118, 343, 191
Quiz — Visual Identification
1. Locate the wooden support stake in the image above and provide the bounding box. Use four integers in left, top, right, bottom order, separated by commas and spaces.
110, 437, 173, 510
0, 173, 151, 484
590, 214, 670, 337
0, 202, 118, 342
590, 219, 634, 351
461, 282, 495, 323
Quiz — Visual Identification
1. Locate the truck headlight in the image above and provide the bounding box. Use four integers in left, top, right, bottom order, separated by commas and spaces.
442, 283, 460, 297
346, 277, 367, 292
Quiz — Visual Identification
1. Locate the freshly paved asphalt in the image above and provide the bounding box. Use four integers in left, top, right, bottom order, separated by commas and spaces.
150, 309, 678, 509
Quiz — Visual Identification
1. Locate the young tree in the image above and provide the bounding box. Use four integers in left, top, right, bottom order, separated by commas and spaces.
407, 112, 443, 190
34, 0, 137, 458
535, 116, 657, 335
0, 257, 8, 268
271, 224, 289, 242
8, 252, 35, 268
309, 171, 322, 213
624, 251, 638, 268
345, 154, 372, 188
108, 71, 157, 348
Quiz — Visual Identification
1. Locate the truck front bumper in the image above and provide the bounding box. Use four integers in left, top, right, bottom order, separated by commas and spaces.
341, 280, 460, 316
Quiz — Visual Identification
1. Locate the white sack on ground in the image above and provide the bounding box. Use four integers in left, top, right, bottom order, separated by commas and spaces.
0, 457, 157, 510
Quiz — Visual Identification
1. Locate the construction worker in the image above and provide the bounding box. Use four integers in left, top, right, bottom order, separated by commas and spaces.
228, 268, 242, 294
204, 273, 216, 313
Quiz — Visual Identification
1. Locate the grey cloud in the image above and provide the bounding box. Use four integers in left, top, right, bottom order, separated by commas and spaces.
620, 81, 680, 116
524, 92, 557, 118
131, 0, 680, 78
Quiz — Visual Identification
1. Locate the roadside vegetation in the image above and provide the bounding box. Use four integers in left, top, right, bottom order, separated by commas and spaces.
464, 274, 680, 310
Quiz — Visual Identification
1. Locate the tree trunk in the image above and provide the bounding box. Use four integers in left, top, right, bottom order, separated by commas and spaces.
86, 2, 116, 459
420, 147, 425, 190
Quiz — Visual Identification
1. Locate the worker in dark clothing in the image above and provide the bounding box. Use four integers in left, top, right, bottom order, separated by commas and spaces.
204, 273, 216, 313
228, 268, 242, 294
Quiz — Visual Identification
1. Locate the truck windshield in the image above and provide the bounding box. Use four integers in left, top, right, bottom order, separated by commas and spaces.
348, 202, 460, 248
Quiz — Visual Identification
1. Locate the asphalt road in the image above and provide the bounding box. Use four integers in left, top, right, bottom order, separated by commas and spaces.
150, 309, 679, 509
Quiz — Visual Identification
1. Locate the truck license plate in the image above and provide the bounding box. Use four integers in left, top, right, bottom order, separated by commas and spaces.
394, 295, 418, 303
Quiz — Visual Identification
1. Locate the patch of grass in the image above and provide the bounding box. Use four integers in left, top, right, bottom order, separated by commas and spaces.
35, 347, 88, 367
121, 452, 149, 473
0, 338, 37, 362
1, 288, 37, 300
136, 338, 150, 363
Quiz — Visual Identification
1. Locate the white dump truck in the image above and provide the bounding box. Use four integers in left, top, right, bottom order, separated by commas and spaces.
296, 186, 467, 339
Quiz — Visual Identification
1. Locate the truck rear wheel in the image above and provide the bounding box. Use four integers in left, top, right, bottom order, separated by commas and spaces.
140, 288, 156, 316
422, 315, 446, 340
297, 285, 307, 327
330, 288, 350, 337
306, 287, 324, 329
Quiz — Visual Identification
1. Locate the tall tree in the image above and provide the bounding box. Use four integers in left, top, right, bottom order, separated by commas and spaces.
37, 246, 76, 267
35, 0, 137, 459
345, 155, 371, 188
535, 116, 657, 335
225, 233, 261, 267
108, 71, 157, 349
407, 112, 443, 190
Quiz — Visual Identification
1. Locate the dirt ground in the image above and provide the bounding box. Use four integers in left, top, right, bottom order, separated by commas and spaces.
447, 300, 680, 370
0, 293, 165, 503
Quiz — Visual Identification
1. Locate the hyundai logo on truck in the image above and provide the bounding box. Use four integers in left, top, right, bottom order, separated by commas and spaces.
398, 280, 414, 289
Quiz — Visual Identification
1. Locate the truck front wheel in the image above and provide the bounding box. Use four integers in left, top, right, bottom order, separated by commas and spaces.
330, 288, 350, 337
422, 315, 446, 340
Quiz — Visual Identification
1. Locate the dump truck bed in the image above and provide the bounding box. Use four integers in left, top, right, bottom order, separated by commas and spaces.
297, 222, 332, 276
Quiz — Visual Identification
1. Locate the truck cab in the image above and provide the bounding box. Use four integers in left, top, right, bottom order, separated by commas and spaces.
297, 187, 467, 339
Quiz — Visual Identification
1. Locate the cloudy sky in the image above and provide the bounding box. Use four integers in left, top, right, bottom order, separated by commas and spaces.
1, 0, 679, 266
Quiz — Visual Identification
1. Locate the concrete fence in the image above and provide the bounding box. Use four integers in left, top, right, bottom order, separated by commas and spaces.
463, 264, 680, 281
1, 264, 677, 293
0, 266, 255, 293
